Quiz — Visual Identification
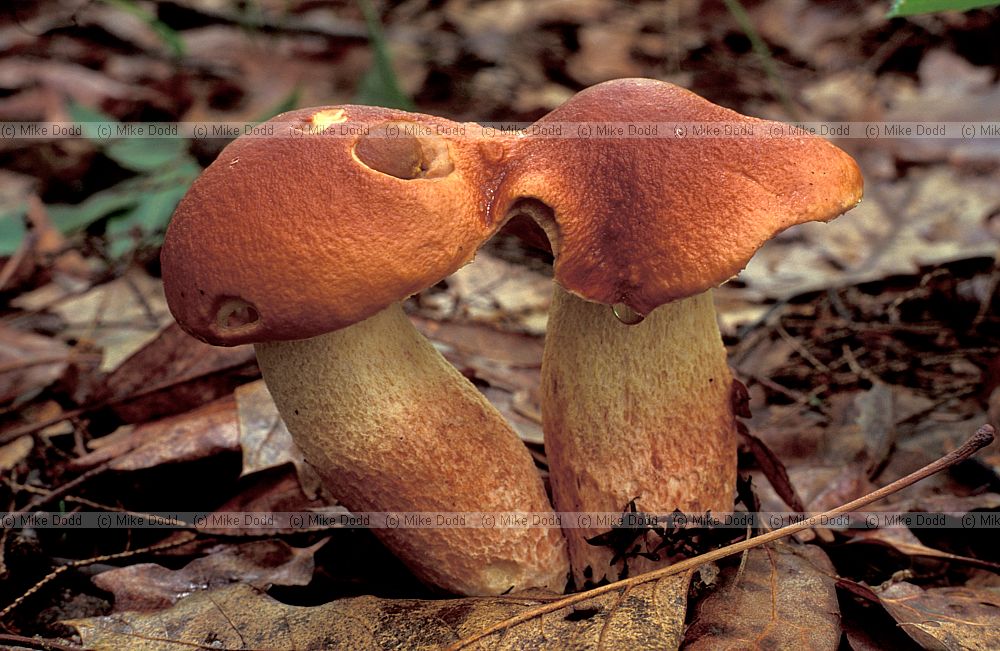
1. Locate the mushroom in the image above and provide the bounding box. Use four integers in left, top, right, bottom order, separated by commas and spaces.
161, 106, 569, 596
496, 79, 864, 583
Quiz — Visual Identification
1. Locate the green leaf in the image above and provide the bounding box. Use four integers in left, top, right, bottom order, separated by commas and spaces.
353, 0, 415, 110
67, 102, 117, 142
0, 207, 27, 256
105, 186, 185, 259
47, 158, 200, 236
47, 185, 144, 234
105, 137, 189, 173
108, 184, 188, 237
887, 0, 999, 16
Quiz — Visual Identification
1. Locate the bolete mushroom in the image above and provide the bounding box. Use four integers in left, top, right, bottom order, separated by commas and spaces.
495, 79, 864, 583
161, 105, 569, 596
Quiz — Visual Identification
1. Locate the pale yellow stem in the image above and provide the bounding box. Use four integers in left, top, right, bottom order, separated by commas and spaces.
256, 302, 569, 595
542, 286, 737, 584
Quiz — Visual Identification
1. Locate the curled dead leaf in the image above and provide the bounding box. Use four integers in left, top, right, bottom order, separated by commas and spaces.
93, 540, 323, 613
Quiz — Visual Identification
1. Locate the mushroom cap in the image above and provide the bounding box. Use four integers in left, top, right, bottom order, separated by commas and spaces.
162, 106, 509, 345
497, 78, 864, 316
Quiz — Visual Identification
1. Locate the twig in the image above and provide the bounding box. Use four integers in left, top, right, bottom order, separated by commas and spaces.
0, 533, 197, 620
0, 633, 86, 651
777, 325, 830, 373
11, 462, 111, 515
447, 425, 995, 650
0, 407, 86, 446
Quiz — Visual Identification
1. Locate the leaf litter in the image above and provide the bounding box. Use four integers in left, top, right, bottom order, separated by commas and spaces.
1, 1, 998, 648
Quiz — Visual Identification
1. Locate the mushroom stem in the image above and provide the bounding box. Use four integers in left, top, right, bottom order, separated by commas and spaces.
541, 285, 737, 584
254, 302, 569, 595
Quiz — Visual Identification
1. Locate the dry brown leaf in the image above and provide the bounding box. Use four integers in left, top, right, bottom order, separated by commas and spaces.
0, 434, 33, 471
684, 544, 840, 650
180, 26, 355, 124
567, 19, 644, 85
409, 315, 546, 444
0, 58, 166, 108
857, 381, 897, 477
235, 379, 321, 498
70, 395, 239, 472
50, 268, 172, 373
753, 0, 881, 70
96, 321, 256, 422
444, 252, 552, 335
69, 575, 689, 650
199, 465, 340, 536
883, 49, 1000, 164
93, 540, 322, 613
481, 385, 544, 445
9, 271, 92, 313
0, 323, 69, 404
411, 316, 544, 369
740, 167, 1000, 300
800, 70, 880, 121
445, 0, 612, 63
876, 581, 1000, 650
874, 414, 995, 503
75, 3, 171, 55
850, 528, 1000, 570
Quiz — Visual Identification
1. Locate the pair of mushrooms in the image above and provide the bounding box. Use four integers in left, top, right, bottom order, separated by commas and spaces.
162, 79, 862, 594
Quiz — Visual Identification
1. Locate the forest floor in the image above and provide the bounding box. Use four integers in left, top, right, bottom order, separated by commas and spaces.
0, 1, 998, 649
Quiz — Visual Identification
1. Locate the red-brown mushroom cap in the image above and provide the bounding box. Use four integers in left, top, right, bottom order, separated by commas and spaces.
162, 105, 510, 346
497, 78, 864, 316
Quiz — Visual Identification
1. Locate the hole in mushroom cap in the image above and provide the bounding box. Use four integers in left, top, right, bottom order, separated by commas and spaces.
353, 123, 454, 179
216, 298, 260, 332
612, 303, 645, 325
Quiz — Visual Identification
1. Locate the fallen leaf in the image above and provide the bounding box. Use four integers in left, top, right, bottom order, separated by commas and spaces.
411, 316, 544, 368
0, 58, 167, 109
70, 395, 239, 472
96, 322, 256, 423
444, 0, 612, 63
235, 379, 321, 498
0, 434, 32, 471
200, 465, 340, 536
684, 544, 840, 650
857, 381, 897, 478
9, 271, 93, 312
883, 49, 1000, 164
738, 427, 806, 512
482, 385, 544, 445
838, 578, 925, 651
444, 252, 552, 335
93, 540, 322, 613
876, 581, 1000, 650
0, 323, 69, 404
69, 575, 689, 649
50, 268, 172, 373
739, 168, 1000, 301
179, 26, 356, 124
75, 3, 175, 56
567, 19, 644, 85
850, 528, 1000, 571
753, 0, 880, 70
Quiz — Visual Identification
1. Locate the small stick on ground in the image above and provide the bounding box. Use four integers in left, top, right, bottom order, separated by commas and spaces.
0, 533, 198, 620
447, 425, 995, 650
